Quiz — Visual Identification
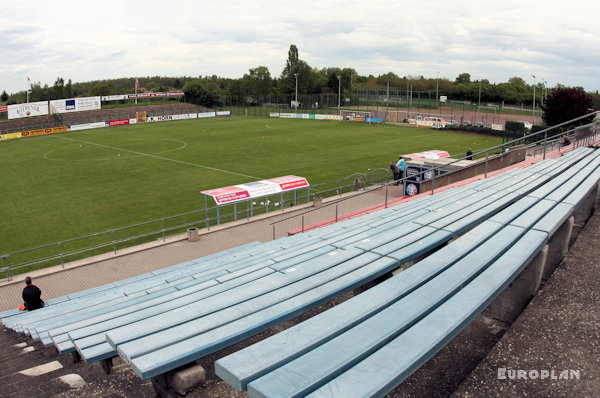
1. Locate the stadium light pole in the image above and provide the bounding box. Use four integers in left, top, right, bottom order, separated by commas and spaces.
294, 73, 298, 106
542, 79, 547, 104
338, 75, 341, 108
435, 71, 439, 110
532, 74, 536, 125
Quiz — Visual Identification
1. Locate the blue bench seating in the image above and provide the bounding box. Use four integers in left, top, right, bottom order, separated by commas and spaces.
214, 148, 600, 397
2, 147, 597, 390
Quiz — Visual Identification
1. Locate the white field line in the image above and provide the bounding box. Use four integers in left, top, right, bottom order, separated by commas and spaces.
53, 135, 263, 180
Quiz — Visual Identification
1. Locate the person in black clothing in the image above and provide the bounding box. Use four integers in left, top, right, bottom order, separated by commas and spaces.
22, 276, 44, 311
466, 148, 473, 160
389, 160, 400, 185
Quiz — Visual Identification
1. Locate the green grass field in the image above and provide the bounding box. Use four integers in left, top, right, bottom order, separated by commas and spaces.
0, 116, 501, 264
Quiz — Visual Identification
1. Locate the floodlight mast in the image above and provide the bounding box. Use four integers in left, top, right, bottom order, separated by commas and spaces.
532, 74, 536, 125
294, 73, 298, 105
337, 75, 341, 108
435, 71, 439, 110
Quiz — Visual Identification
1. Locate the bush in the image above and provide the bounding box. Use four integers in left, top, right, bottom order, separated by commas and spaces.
505, 120, 525, 134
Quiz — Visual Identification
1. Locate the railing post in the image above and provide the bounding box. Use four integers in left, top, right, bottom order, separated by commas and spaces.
484, 152, 489, 178
112, 230, 117, 254
272, 225, 275, 240
431, 171, 435, 194
335, 205, 339, 223
162, 219, 165, 242
385, 185, 389, 208
302, 215, 305, 233
58, 242, 64, 268
2, 255, 9, 282
543, 131, 548, 160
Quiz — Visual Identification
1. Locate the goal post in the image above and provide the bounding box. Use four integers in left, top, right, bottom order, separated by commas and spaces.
339, 109, 373, 124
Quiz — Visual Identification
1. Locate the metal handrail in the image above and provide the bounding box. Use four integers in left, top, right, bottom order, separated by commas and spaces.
269, 113, 598, 229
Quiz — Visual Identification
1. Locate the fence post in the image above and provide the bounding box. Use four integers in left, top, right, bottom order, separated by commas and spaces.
112, 230, 117, 254
162, 219, 165, 242
272, 225, 275, 241
302, 215, 305, 233
431, 171, 435, 194
335, 205, 339, 223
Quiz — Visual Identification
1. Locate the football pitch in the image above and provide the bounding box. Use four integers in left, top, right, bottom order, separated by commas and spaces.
1, 116, 501, 257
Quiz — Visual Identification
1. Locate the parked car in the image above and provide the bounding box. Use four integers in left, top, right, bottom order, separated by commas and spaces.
459, 121, 472, 128
518, 120, 533, 130
447, 120, 458, 127
474, 122, 485, 128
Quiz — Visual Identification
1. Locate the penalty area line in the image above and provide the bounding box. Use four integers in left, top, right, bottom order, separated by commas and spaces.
52, 135, 263, 180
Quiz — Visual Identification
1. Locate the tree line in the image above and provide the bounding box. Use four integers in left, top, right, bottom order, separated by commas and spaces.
2, 44, 599, 110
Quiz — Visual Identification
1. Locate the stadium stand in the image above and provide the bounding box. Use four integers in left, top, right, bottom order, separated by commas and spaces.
214, 147, 600, 398
2, 144, 599, 398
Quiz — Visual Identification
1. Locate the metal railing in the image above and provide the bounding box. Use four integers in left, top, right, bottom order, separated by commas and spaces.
0, 168, 392, 281
268, 113, 599, 238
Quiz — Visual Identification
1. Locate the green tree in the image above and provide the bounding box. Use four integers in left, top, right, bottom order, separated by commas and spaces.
91, 83, 111, 96
0, 90, 8, 102
183, 80, 222, 108
455, 73, 471, 84
243, 66, 273, 99
508, 76, 526, 87
279, 44, 313, 95
52, 77, 65, 99
541, 86, 594, 127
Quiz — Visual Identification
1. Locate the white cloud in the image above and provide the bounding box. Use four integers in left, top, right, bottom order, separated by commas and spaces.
1, 0, 599, 95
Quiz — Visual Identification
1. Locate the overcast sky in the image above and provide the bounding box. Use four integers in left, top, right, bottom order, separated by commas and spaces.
1, 0, 599, 96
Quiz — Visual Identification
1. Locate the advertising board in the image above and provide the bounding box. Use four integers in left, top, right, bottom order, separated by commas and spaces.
20, 126, 67, 137
8, 101, 49, 119
50, 96, 101, 114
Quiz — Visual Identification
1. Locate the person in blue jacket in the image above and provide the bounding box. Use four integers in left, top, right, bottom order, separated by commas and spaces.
396, 156, 405, 179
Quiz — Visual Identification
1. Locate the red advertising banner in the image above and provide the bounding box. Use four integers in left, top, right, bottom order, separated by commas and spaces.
109, 119, 130, 127
0, 106, 7, 112
202, 186, 251, 205
267, 175, 309, 190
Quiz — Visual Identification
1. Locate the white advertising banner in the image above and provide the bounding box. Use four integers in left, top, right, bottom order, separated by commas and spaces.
68, 122, 108, 131
101, 92, 184, 101
101, 94, 128, 101
216, 111, 231, 116
8, 101, 49, 119
146, 113, 198, 123
198, 112, 217, 118
202, 175, 309, 205
50, 96, 101, 114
